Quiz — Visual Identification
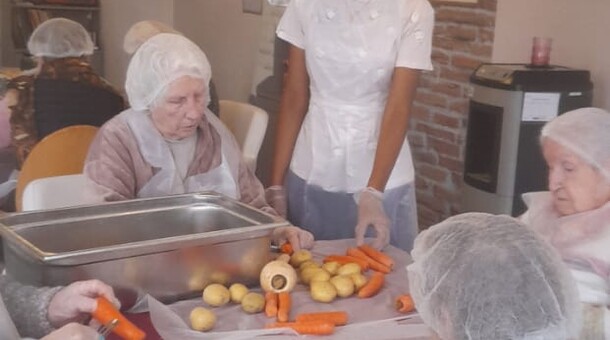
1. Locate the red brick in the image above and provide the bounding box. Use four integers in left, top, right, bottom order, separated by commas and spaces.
415, 91, 449, 109
452, 54, 484, 70
433, 112, 460, 128
471, 43, 493, 58
479, 28, 495, 44
433, 183, 459, 201
418, 122, 457, 143
440, 66, 472, 83
433, 36, 455, 50
417, 192, 447, 214
436, 9, 494, 27
438, 155, 464, 173
413, 148, 439, 165
407, 131, 426, 148
449, 99, 469, 113
431, 50, 450, 65
430, 80, 463, 97
429, 137, 461, 158
479, 0, 498, 12
418, 163, 450, 183
410, 103, 434, 121
446, 25, 477, 42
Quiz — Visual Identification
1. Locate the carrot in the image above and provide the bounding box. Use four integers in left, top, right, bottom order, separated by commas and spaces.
295, 311, 348, 326
280, 242, 294, 255
323, 255, 370, 271
358, 244, 394, 269
277, 292, 291, 322
92, 297, 146, 340
266, 321, 335, 335
346, 248, 391, 274
396, 294, 415, 313
357, 272, 385, 298
265, 292, 278, 318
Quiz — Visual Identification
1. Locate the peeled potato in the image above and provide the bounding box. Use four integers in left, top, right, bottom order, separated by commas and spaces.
190, 307, 216, 331
310, 269, 331, 283
337, 263, 361, 276
322, 261, 341, 275
330, 275, 355, 298
290, 249, 312, 267
301, 267, 326, 285
350, 273, 368, 291
310, 280, 337, 303
203, 283, 230, 307
241, 292, 265, 313
299, 260, 319, 272
229, 283, 249, 303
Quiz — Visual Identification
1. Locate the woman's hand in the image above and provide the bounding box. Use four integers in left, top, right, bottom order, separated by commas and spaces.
355, 188, 390, 250
47, 280, 120, 328
265, 185, 287, 218
40, 322, 99, 340
272, 226, 314, 251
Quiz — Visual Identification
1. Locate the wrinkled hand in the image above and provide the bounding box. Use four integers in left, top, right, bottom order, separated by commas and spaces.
265, 185, 287, 218
47, 279, 120, 328
41, 322, 99, 340
272, 226, 314, 251
355, 187, 390, 250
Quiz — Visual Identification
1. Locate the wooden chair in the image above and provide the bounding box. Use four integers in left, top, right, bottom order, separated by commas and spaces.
15, 125, 98, 211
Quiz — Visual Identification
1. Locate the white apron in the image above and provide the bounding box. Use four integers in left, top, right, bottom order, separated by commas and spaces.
125, 110, 239, 199
289, 0, 415, 193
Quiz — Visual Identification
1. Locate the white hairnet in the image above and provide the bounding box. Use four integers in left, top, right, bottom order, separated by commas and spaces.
541, 107, 610, 180
27, 18, 94, 58
125, 33, 212, 111
123, 20, 180, 55
407, 213, 581, 340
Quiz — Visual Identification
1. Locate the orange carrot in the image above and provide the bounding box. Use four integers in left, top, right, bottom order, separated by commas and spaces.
266, 321, 335, 335
265, 292, 278, 318
280, 242, 294, 255
92, 297, 146, 340
358, 244, 394, 269
358, 272, 385, 298
396, 294, 416, 313
295, 311, 348, 326
277, 292, 291, 322
323, 255, 369, 271
346, 248, 391, 274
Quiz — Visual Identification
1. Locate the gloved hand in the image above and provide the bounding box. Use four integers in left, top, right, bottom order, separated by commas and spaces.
265, 185, 287, 218
355, 187, 390, 250
272, 226, 315, 251
47, 279, 120, 328
41, 322, 99, 340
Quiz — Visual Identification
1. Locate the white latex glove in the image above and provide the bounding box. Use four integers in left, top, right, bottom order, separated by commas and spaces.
47, 280, 120, 328
265, 185, 287, 218
355, 187, 390, 250
40, 322, 99, 340
272, 226, 314, 251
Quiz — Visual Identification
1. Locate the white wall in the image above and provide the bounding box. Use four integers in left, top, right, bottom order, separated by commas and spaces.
100, 0, 174, 91
493, 0, 610, 109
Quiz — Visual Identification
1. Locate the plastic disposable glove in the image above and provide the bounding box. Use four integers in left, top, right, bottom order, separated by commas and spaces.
47, 279, 120, 328
272, 226, 314, 251
265, 185, 287, 218
355, 187, 390, 250
41, 322, 100, 340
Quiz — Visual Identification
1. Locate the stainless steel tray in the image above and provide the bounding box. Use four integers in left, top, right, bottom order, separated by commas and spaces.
0, 193, 288, 305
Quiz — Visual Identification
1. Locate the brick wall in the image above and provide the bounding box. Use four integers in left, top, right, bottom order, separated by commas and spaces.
411, 0, 497, 229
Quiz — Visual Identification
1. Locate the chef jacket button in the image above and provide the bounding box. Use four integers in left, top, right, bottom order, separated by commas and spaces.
370, 10, 379, 19
326, 9, 336, 19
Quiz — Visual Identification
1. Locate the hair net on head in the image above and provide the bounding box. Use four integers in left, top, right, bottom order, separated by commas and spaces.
407, 213, 581, 340
27, 18, 94, 58
125, 33, 212, 111
541, 107, 610, 180
123, 20, 181, 55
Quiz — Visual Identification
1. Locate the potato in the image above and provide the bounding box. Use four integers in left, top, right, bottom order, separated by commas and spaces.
189, 307, 216, 331
290, 249, 312, 267
203, 283, 230, 307
337, 263, 361, 276
310, 280, 337, 303
330, 275, 355, 298
229, 283, 249, 303
310, 269, 331, 283
322, 261, 341, 275
188, 273, 207, 291
301, 267, 325, 285
350, 273, 368, 291
299, 260, 319, 272
241, 292, 265, 313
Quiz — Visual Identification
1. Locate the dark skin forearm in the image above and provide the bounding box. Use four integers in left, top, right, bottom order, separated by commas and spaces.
269, 45, 310, 186
367, 67, 421, 192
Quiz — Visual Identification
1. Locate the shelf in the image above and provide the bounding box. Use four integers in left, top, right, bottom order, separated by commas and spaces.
13, 2, 99, 11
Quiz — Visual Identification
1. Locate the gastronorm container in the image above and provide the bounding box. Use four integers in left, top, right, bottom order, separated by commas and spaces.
0, 193, 288, 305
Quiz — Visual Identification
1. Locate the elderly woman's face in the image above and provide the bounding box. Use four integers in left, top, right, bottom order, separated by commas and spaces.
542, 138, 610, 216
150, 75, 208, 140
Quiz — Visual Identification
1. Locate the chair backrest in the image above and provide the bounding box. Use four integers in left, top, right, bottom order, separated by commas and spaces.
22, 174, 87, 211
218, 100, 269, 171
15, 124, 98, 211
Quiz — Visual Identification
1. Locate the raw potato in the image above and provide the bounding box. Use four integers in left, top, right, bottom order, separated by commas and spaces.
290, 249, 313, 267
310, 280, 338, 303
330, 275, 355, 298
229, 283, 249, 303
310, 269, 331, 283
299, 260, 319, 272
189, 307, 216, 331
350, 273, 368, 291
337, 263, 362, 276
322, 261, 340, 275
301, 267, 325, 285
241, 292, 265, 313
203, 284, 230, 307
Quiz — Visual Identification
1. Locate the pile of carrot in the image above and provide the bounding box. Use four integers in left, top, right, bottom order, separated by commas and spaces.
266, 311, 349, 335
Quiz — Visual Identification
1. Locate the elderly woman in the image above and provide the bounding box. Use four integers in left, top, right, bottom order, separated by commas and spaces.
84, 33, 313, 249
6, 18, 124, 168
520, 107, 610, 338
1, 275, 119, 340
407, 213, 581, 340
